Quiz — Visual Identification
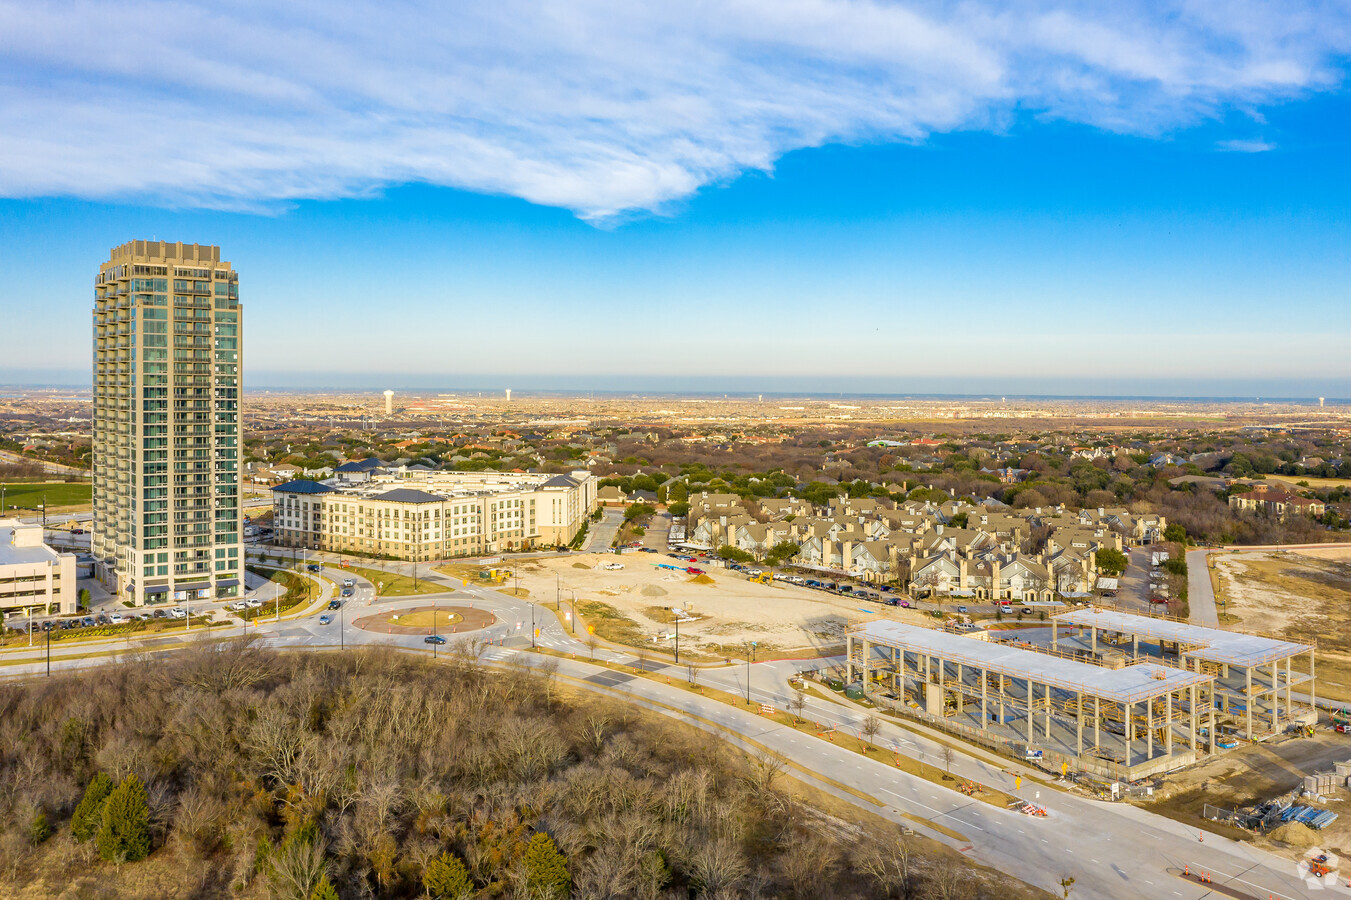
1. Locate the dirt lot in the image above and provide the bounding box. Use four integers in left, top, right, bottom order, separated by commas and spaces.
1213, 549, 1351, 704
1147, 732, 1351, 862
514, 551, 932, 659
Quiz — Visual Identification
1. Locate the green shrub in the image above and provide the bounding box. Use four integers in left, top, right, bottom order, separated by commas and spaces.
423, 851, 473, 900
28, 808, 52, 845
522, 833, 570, 899
96, 773, 151, 863
72, 772, 113, 842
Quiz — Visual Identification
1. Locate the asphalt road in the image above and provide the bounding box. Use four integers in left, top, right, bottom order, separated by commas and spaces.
1187, 549, 1221, 627
0, 558, 1337, 899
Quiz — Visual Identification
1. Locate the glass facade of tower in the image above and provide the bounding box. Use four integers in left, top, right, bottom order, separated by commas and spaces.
92, 241, 243, 605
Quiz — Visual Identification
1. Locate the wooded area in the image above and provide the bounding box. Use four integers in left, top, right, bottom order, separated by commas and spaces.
0, 641, 1041, 899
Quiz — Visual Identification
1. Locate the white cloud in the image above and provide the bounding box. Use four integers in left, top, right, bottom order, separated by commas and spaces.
1216, 138, 1276, 152
0, 0, 1345, 219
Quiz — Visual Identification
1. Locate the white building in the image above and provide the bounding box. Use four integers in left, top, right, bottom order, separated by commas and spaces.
0, 519, 77, 616
272, 470, 599, 560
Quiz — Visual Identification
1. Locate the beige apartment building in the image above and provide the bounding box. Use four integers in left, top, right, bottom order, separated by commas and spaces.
92, 241, 244, 606
0, 519, 77, 615
271, 470, 598, 560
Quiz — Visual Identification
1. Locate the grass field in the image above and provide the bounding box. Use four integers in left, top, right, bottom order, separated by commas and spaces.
0, 481, 92, 512
1263, 474, 1351, 489
344, 564, 442, 597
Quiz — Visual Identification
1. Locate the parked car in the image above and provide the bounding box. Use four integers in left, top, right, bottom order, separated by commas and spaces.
228, 600, 247, 611
152, 609, 168, 619
687, 567, 705, 576
81, 616, 95, 627
898, 599, 911, 608
168, 607, 187, 619
1021, 607, 1033, 615
957, 605, 968, 614
109, 613, 125, 624
318, 614, 332, 625
95, 614, 110, 625
604, 562, 624, 570
245, 598, 263, 608
424, 634, 446, 645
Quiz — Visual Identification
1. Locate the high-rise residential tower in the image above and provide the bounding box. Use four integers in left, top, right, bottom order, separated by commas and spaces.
92, 241, 243, 606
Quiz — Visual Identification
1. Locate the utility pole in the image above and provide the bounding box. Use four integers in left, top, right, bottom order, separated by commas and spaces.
555, 572, 560, 610
567, 590, 576, 633
432, 598, 437, 659
530, 603, 536, 649
46, 625, 51, 677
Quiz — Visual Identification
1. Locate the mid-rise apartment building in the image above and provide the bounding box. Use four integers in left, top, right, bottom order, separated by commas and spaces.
0, 519, 77, 615
92, 241, 244, 605
271, 470, 598, 560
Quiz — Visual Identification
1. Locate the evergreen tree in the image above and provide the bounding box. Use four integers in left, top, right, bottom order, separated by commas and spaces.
522, 833, 570, 899
423, 851, 473, 900
96, 773, 151, 863
309, 874, 339, 900
71, 772, 113, 842
28, 808, 52, 845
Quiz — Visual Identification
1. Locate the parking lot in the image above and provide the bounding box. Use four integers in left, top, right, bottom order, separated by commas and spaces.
511, 549, 939, 656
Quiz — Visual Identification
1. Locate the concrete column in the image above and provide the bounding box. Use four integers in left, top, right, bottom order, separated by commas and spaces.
1284, 656, 1292, 727
1094, 696, 1101, 750
1052, 621, 1058, 651
1245, 666, 1253, 739
1126, 701, 1134, 766
1076, 691, 1084, 756
981, 666, 988, 729
1190, 684, 1198, 753
862, 639, 871, 696
1310, 649, 1317, 711
1027, 680, 1035, 744
1132, 634, 1138, 658
1208, 698, 1216, 754
1044, 682, 1051, 739
956, 662, 964, 713
998, 673, 1005, 724
1091, 626, 1097, 654
846, 633, 854, 684
1147, 698, 1154, 760
1165, 691, 1173, 757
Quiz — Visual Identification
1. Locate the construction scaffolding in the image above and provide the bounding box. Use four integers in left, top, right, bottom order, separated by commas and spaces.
846, 621, 1214, 777
1051, 608, 1317, 742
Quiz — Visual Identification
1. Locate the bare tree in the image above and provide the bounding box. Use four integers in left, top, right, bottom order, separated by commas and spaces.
1059, 875, 1076, 898
586, 634, 600, 661
860, 714, 882, 750
942, 744, 955, 775
856, 830, 913, 899
789, 688, 807, 724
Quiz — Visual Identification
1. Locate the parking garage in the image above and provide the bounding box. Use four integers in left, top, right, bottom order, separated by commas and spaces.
1051, 608, 1317, 742
846, 620, 1215, 778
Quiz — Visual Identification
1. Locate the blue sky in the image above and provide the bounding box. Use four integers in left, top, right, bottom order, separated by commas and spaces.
1, 1, 1349, 396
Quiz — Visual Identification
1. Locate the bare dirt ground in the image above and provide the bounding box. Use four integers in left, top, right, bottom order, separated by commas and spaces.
515, 551, 932, 659
1147, 732, 1351, 861
1213, 549, 1351, 704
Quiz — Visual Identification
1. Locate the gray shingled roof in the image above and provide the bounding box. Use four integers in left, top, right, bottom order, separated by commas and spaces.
271, 480, 337, 494
373, 489, 444, 504
542, 474, 579, 487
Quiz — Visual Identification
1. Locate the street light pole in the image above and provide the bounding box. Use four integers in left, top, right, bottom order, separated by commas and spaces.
555, 572, 560, 610
46, 625, 51, 677
567, 590, 576, 634
670, 606, 679, 664
530, 602, 536, 649
745, 641, 757, 703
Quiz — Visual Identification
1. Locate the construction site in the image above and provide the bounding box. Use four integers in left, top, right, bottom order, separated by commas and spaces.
1051, 608, 1319, 742
845, 608, 1322, 780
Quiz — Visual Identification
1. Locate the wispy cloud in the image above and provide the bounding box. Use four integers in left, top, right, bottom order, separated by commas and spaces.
1216, 138, 1277, 152
0, 0, 1345, 219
